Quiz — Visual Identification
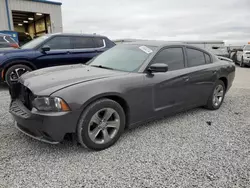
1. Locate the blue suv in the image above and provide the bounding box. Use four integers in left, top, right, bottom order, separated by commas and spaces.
0, 33, 115, 86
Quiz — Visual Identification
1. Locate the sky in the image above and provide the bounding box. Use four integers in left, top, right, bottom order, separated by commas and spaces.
60, 0, 250, 45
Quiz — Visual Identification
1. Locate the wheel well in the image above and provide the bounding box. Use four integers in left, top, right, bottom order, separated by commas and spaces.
219, 77, 228, 90
105, 95, 130, 128
2, 61, 36, 80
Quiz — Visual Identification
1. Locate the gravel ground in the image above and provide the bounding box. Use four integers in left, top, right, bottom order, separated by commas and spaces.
0, 67, 250, 188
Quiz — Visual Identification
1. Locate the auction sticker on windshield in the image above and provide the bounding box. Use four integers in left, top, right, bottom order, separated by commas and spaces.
139, 46, 153, 54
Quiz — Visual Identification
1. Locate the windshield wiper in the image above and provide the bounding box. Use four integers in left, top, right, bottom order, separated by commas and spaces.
90, 65, 114, 70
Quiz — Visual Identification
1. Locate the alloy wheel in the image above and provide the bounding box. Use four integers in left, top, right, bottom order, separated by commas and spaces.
213, 84, 224, 107
88, 108, 120, 144
9, 68, 29, 82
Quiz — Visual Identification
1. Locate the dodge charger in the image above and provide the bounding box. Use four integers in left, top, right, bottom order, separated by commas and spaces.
9, 41, 235, 150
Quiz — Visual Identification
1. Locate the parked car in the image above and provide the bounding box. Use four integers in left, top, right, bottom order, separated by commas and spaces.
0, 33, 115, 86
9, 42, 235, 150
208, 46, 229, 58
17, 32, 33, 46
235, 45, 250, 67
228, 48, 240, 63
0, 33, 19, 49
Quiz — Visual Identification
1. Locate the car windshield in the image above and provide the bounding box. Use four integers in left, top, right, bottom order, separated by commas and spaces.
21, 35, 50, 49
244, 45, 250, 50
89, 44, 156, 72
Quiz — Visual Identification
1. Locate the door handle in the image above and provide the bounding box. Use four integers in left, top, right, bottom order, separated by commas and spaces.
66, 51, 71, 54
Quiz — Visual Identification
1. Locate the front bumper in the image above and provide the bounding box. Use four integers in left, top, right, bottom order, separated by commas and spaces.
9, 99, 79, 144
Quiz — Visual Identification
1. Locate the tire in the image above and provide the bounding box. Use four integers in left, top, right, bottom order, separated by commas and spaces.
240, 57, 244, 67
5, 64, 32, 86
205, 80, 225, 110
77, 98, 125, 151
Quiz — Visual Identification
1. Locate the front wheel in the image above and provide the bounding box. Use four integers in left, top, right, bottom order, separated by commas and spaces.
205, 80, 225, 110
5, 64, 32, 86
77, 98, 125, 150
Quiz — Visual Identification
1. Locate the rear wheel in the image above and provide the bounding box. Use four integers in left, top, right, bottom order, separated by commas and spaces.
77, 98, 125, 150
5, 64, 32, 86
205, 80, 225, 110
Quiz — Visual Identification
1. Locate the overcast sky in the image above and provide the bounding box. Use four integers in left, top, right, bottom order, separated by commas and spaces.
60, 0, 250, 45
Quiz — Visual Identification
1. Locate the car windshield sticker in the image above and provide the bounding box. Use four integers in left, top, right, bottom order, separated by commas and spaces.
139, 46, 153, 54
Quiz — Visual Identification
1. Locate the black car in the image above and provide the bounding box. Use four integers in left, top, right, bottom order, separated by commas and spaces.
0, 33, 115, 86
0, 33, 19, 49
9, 41, 235, 150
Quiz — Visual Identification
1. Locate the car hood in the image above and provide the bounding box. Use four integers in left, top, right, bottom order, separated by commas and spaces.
19, 64, 128, 95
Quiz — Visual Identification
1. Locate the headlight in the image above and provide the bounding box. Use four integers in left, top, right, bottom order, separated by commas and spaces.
32, 97, 70, 112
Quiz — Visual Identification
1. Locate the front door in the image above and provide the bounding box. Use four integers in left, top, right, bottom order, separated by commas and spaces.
144, 46, 190, 115
34, 36, 75, 69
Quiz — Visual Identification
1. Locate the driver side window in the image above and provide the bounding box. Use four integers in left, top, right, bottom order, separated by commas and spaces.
152, 47, 185, 71
44, 36, 72, 50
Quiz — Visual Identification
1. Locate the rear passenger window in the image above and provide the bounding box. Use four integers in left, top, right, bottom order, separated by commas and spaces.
5, 36, 16, 43
45, 36, 72, 49
94, 38, 104, 48
152, 47, 185, 71
204, 53, 211, 63
186, 48, 206, 67
72, 37, 95, 49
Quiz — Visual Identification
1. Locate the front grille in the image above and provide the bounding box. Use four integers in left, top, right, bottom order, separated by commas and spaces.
18, 84, 34, 110
9, 100, 31, 118
9, 82, 34, 110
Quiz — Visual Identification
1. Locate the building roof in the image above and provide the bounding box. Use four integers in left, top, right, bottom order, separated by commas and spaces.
31, 0, 62, 5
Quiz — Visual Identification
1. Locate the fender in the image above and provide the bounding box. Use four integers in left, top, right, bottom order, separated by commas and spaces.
1, 59, 37, 81
78, 92, 131, 127
80, 92, 129, 111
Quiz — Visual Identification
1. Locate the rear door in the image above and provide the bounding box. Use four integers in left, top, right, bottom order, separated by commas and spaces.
34, 36, 75, 68
70, 36, 101, 64
184, 47, 217, 106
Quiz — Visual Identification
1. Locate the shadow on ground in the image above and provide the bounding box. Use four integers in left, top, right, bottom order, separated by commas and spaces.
0, 83, 8, 91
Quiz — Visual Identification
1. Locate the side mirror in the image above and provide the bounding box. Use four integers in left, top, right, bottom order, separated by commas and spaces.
148, 63, 168, 73
41, 45, 50, 52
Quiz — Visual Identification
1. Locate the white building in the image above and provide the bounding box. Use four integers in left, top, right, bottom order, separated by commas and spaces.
0, 0, 63, 38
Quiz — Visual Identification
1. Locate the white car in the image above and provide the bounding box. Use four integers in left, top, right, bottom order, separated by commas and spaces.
236, 45, 250, 67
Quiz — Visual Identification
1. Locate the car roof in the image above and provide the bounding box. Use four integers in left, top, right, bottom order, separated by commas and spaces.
122, 40, 212, 51
122, 40, 215, 56
48, 33, 107, 38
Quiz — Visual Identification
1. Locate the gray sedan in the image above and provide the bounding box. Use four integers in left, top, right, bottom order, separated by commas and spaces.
9, 41, 235, 150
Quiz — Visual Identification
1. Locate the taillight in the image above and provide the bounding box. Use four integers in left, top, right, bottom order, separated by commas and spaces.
9, 43, 19, 48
